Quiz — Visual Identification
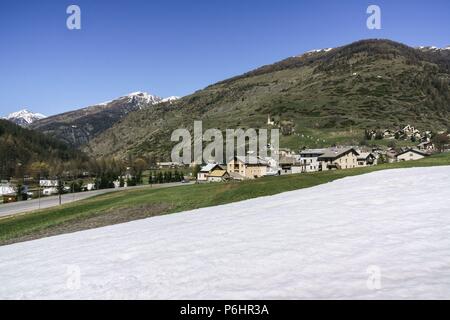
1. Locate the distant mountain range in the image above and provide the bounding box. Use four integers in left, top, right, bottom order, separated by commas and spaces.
4, 39, 450, 162
3, 109, 46, 126
17, 92, 179, 147
3, 93, 180, 146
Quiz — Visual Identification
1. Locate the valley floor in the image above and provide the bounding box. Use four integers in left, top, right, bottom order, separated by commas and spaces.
0, 166, 450, 299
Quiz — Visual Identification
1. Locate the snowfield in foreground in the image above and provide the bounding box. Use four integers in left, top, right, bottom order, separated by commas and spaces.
1, 167, 450, 299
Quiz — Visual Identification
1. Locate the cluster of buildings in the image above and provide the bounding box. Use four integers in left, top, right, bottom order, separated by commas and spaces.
196, 144, 434, 183
365, 125, 433, 142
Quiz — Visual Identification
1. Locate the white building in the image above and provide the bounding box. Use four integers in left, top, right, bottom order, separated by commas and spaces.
299, 149, 327, 172
42, 187, 58, 196
417, 141, 434, 151
396, 149, 429, 162
0, 183, 15, 196
39, 180, 58, 187
197, 164, 223, 182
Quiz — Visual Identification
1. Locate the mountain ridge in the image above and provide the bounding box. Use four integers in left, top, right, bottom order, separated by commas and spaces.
30, 91, 177, 147
84, 39, 450, 160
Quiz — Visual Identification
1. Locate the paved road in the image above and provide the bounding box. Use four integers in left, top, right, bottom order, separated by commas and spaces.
0, 182, 193, 218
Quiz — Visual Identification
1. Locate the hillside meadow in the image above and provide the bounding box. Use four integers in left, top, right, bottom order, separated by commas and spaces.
1, 152, 449, 246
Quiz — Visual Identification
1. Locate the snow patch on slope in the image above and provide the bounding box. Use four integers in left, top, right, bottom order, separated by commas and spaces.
1, 166, 450, 299
161, 96, 180, 103
307, 47, 333, 54
3, 109, 46, 126
295, 47, 334, 58
89, 92, 163, 108
417, 45, 450, 52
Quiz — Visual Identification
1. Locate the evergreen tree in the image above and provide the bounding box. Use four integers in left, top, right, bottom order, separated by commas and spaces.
148, 172, 153, 185
157, 172, 163, 184
192, 165, 201, 180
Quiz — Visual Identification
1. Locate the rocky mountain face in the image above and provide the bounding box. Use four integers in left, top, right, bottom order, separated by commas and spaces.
83, 39, 450, 160
3, 109, 46, 127
30, 92, 163, 147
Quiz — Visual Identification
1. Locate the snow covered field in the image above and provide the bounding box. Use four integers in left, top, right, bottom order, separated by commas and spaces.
1, 166, 450, 299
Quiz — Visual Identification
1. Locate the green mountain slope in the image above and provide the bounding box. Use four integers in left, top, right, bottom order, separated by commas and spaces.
0, 119, 84, 179
85, 39, 450, 160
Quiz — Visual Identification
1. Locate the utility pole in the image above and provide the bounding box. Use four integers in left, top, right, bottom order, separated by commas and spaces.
38, 174, 41, 210
58, 176, 62, 206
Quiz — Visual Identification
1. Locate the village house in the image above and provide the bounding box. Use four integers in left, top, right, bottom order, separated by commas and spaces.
384, 148, 398, 163
357, 152, 377, 167
206, 169, 230, 182
227, 156, 268, 179
279, 155, 300, 174
156, 162, 183, 169
318, 148, 359, 171
396, 149, 429, 162
197, 163, 224, 182
272, 148, 295, 158
299, 149, 327, 173
417, 141, 435, 152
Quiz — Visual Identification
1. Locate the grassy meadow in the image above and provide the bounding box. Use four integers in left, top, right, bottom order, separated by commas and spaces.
1, 152, 449, 246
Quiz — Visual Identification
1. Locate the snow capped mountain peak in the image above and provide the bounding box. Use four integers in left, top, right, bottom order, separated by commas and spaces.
160, 96, 181, 103
124, 91, 162, 105
417, 45, 450, 51
4, 109, 46, 126
307, 48, 333, 54
418, 46, 439, 50
94, 92, 162, 107
296, 47, 334, 57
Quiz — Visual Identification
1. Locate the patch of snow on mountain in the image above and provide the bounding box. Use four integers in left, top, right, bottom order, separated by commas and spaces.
90, 92, 163, 108
296, 48, 334, 57
417, 45, 450, 51
4, 109, 46, 126
160, 96, 181, 103
306, 47, 333, 54
1, 166, 450, 299
125, 92, 162, 105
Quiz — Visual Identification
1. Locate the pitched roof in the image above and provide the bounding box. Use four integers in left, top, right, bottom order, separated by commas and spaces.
279, 156, 298, 165
300, 149, 327, 156
199, 163, 222, 172
357, 152, 375, 160
417, 141, 433, 147
233, 156, 268, 165
318, 148, 359, 160
208, 170, 228, 178
396, 148, 429, 157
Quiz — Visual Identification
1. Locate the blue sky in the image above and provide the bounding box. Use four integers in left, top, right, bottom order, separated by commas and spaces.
1, 0, 449, 116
